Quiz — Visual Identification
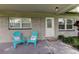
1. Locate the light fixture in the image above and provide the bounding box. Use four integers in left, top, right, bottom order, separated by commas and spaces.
55, 7, 59, 11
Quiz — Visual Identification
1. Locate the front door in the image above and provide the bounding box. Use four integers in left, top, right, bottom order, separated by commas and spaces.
45, 17, 55, 37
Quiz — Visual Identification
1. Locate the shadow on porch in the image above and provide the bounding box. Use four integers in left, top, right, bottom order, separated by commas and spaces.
0, 40, 51, 54
0, 40, 79, 54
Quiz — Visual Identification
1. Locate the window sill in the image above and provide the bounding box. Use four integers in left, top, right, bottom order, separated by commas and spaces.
8, 28, 32, 30
59, 29, 75, 31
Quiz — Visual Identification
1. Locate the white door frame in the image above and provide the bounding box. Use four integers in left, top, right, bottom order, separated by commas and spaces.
45, 17, 55, 37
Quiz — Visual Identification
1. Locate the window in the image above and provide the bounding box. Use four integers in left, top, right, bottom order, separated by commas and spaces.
59, 18, 65, 29
22, 18, 32, 28
47, 19, 52, 28
58, 18, 74, 30
9, 17, 32, 29
66, 19, 73, 29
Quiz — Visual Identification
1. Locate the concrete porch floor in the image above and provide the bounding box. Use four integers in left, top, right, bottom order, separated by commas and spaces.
0, 40, 79, 54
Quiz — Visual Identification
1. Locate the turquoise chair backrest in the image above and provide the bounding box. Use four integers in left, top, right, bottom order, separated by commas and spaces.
31, 32, 38, 41
13, 31, 23, 41
32, 32, 38, 37
13, 31, 21, 37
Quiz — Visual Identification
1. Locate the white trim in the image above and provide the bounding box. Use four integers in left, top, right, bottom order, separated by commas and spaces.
58, 18, 75, 30
45, 17, 55, 37
9, 17, 32, 29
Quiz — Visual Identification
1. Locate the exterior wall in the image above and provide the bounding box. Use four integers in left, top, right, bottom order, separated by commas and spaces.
55, 16, 79, 37
32, 17, 45, 39
0, 15, 79, 43
0, 17, 45, 43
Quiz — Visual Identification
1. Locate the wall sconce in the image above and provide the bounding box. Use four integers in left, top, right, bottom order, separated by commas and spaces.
55, 7, 59, 11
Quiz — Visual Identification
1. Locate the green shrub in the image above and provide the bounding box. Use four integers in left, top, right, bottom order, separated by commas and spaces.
73, 38, 79, 46
58, 36, 79, 46
64, 37, 74, 44
64, 36, 79, 45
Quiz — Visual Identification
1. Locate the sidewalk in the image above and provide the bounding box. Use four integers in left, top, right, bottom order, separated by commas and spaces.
46, 40, 79, 54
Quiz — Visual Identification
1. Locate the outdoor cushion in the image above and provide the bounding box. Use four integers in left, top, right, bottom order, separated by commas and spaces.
14, 36, 20, 41
30, 36, 36, 40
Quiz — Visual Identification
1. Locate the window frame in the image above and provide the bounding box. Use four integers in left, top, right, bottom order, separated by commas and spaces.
8, 17, 32, 30
47, 19, 52, 28
58, 18, 75, 31
58, 18, 65, 30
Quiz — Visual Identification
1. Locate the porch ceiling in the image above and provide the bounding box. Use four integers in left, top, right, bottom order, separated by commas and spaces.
0, 4, 78, 14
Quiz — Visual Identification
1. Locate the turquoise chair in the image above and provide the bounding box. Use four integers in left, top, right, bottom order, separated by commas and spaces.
12, 31, 25, 48
27, 32, 38, 48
